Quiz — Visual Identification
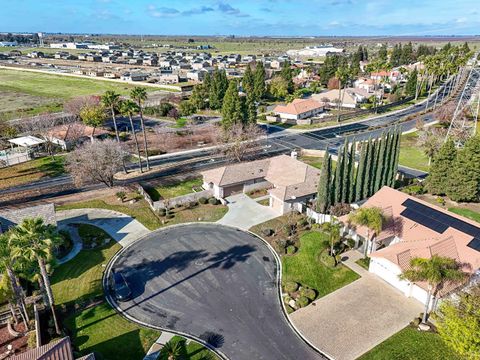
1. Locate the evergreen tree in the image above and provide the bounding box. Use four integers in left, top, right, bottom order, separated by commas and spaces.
334, 146, 343, 204
281, 61, 294, 94
369, 139, 381, 196
447, 136, 480, 202
389, 130, 401, 187
190, 83, 208, 110
363, 139, 373, 199
390, 44, 402, 67
210, 69, 228, 110
348, 140, 356, 203
253, 61, 266, 100
203, 72, 212, 94
317, 152, 332, 213
383, 132, 395, 188
426, 138, 457, 195
401, 42, 414, 65
355, 141, 367, 202
221, 80, 243, 129
378, 44, 388, 62
245, 93, 257, 124
405, 69, 418, 97
341, 140, 350, 203
242, 65, 254, 95
374, 134, 387, 193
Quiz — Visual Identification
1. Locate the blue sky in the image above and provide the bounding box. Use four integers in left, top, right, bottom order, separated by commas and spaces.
1, 0, 479, 36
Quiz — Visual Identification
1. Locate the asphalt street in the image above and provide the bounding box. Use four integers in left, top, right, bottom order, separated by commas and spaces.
108, 224, 325, 360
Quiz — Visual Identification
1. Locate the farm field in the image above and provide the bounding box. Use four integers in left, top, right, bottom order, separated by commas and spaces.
0, 68, 157, 121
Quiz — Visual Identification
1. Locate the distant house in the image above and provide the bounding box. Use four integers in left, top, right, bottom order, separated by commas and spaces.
120, 72, 148, 82
202, 154, 320, 214
340, 186, 480, 307
312, 88, 379, 109
354, 77, 376, 93
273, 98, 324, 124
10, 336, 94, 360
47, 123, 109, 150
0, 203, 56, 233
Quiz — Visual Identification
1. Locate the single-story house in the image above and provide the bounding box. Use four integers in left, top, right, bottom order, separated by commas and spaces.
11, 336, 94, 360
120, 72, 148, 82
312, 88, 380, 109
0, 203, 56, 233
201, 154, 320, 214
340, 186, 480, 308
47, 123, 109, 150
273, 98, 324, 124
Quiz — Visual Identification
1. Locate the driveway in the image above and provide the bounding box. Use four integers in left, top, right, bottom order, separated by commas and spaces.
290, 251, 423, 360
56, 208, 150, 247
217, 193, 280, 230
107, 223, 325, 360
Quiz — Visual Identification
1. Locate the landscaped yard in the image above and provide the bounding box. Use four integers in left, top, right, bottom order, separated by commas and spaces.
356, 257, 371, 270
398, 132, 430, 172
299, 156, 324, 169
77, 223, 113, 249
144, 177, 203, 201
358, 325, 462, 360
448, 207, 480, 223
159, 336, 219, 360
0, 155, 65, 189
282, 231, 360, 299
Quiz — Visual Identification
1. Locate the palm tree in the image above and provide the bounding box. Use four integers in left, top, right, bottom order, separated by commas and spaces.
9, 218, 63, 334
120, 100, 143, 173
335, 65, 350, 122
102, 90, 127, 174
322, 220, 342, 266
130, 87, 150, 170
399, 255, 467, 324
0, 232, 30, 327
160, 339, 183, 360
348, 206, 385, 257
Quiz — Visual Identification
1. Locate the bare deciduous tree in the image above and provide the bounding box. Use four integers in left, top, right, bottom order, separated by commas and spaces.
417, 127, 447, 165
63, 95, 101, 119
218, 123, 265, 162
66, 139, 128, 187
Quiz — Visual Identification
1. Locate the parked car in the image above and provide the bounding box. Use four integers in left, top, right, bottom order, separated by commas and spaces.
110, 270, 132, 302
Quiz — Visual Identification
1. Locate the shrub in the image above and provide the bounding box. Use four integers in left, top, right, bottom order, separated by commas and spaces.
436, 197, 446, 206
283, 296, 292, 304
299, 287, 316, 301
199, 197, 208, 204
208, 197, 219, 205
262, 228, 274, 237
285, 305, 295, 314
116, 191, 127, 202
118, 132, 129, 141
296, 296, 310, 308
166, 214, 174, 219
297, 218, 308, 228
27, 331, 36, 349
286, 245, 296, 255
403, 184, 425, 195
346, 238, 355, 249
284, 281, 299, 293
158, 208, 166, 216
275, 238, 288, 253
411, 317, 422, 327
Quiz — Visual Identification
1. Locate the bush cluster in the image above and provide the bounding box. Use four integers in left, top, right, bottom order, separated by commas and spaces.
284, 281, 299, 293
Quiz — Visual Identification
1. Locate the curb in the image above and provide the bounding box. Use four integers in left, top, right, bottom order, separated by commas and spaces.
102, 222, 333, 360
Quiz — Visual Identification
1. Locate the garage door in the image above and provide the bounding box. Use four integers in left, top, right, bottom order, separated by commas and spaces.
223, 183, 244, 197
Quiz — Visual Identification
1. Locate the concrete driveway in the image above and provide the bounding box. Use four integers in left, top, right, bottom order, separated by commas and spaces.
107, 224, 325, 360
290, 251, 423, 360
56, 208, 150, 247
217, 193, 280, 230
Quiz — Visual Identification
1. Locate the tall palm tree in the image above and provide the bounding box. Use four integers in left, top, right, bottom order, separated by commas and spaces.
399, 255, 467, 324
10, 218, 62, 334
0, 232, 30, 327
120, 100, 143, 173
160, 339, 182, 360
348, 206, 385, 257
130, 87, 150, 170
335, 65, 350, 122
102, 90, 128, 173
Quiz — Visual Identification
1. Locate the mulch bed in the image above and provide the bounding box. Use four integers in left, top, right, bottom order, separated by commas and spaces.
0, 322, 28, 355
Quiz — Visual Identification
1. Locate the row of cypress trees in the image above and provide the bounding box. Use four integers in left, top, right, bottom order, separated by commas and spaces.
317, 130, 401, 213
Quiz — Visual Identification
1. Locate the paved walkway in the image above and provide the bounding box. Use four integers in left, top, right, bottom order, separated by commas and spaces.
57, 224, 83, 264
56, 208, 150, 247
290, 250, 423, 360
217, 193, 280, 230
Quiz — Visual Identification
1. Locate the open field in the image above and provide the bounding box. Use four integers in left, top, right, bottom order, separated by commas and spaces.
0, 68, 157, 121
399, 132, 430, 172
358, 325, 462, 360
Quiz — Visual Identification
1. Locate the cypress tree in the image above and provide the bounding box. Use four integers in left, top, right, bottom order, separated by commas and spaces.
334, 146, 343, 204
446, 136, 480, 202
427, 138, 457, 195
389, 130, 401, 187
348, 139, 356, 203
317, 152, 331, 213
355, 141, 367, 202
341, 139, 350, 203
253, 61, 266, 100
363, 138, 373, 199
243, 65, 254, 95
281, 61, 294, 94
370, 139, 381, 196
245, 93, 257, 124
221, 80, 243, 129
383, 132, 394, 188
374, 134, 387, 193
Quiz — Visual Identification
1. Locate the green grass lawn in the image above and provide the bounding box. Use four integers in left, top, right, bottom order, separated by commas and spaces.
299, 156, 324, 169
282, 231, 360, 298
398, 132, 430, 172
145, 178, 203, 201
159, 336, 219, 360
0, 155, 65, 190
448, 207, 480, 223
77, 224, 113, 249
358, 326, 462, 360
355, 257, 371, 270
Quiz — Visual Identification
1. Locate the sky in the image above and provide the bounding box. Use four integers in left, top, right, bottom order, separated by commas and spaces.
1, 0, 479, 36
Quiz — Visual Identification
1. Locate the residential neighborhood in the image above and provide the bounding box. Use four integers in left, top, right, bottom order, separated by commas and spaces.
0, 2, 479, 360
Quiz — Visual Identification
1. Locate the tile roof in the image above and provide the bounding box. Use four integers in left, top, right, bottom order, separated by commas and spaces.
10, 337, 88, 360
273, 98, 323, 116
0, 204, 56, 233
47, 123, 109, 141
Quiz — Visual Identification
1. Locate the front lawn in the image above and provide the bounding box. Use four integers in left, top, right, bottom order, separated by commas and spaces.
358, 326, 462, 360
282, 231, 359, 299
398, 132, 430, 172
77, 224, 113, 249
0, 155, 65, 189
145, 177, 203, 201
